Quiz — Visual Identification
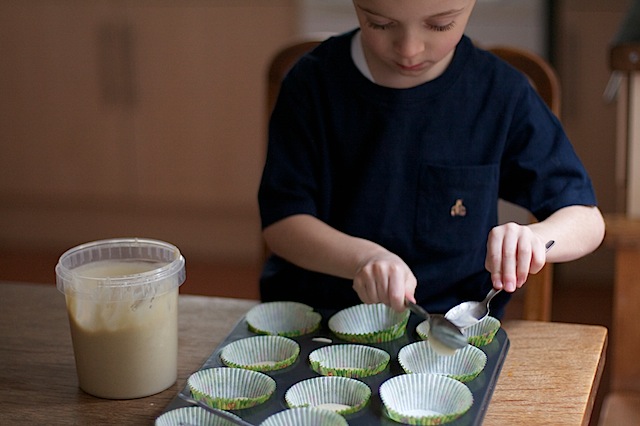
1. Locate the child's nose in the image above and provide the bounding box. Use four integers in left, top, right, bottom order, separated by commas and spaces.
394, 30, 425, 58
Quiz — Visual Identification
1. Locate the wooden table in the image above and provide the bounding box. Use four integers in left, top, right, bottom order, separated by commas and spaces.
0, 282, 607, 425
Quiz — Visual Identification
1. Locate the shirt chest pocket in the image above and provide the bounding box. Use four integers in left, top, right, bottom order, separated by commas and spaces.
416, 163, 499, 253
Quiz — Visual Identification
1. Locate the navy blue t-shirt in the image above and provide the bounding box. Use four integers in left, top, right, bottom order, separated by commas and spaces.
258, 31, 596, 317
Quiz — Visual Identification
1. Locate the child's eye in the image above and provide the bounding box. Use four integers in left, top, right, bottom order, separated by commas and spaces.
366, 21, 393, 31
427, 21, 456, 32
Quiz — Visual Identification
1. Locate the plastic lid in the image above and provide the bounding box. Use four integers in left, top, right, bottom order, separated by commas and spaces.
55, 238, 186, 301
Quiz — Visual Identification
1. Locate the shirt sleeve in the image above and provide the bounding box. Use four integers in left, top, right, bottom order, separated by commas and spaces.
498, 82, 597, 221
258, 58, 324, 229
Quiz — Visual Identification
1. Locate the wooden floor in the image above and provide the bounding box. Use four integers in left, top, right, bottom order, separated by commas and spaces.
0, 248, 612, 425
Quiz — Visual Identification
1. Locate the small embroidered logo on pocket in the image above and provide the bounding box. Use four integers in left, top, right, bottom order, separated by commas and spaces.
450, 199, 467, 217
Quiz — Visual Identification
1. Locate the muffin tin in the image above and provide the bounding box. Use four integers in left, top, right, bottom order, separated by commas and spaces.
161, 306, 509, 425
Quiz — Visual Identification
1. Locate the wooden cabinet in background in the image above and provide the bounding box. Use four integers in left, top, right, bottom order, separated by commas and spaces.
553, 0, 631, 214
0, 0, 297, 263
551, 0, 631, 288
1, 2, 126, 200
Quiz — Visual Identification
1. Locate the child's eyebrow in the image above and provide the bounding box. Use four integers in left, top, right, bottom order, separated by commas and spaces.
356, 4, 465, 20
428, 7, 466, 19
356, 4, 389, 19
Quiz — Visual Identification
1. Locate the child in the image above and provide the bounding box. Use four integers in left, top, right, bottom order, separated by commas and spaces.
258, 0, 605, 318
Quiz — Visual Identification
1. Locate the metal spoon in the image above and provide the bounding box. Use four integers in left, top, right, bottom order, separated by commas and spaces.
405, 299, 468, 356
445, 240, 556, 329
445, 288, 502, 329
177, 392, 254, 426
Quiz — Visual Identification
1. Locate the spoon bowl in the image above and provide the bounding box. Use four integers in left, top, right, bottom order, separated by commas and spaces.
445, 240, 556, 329
445, 289, 501, 329
405, 300, 467, 356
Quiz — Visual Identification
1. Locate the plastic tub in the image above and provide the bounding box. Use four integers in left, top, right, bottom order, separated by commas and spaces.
56, 238, 186, 399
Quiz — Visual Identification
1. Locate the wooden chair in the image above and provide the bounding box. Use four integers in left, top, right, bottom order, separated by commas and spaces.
265, 38, 560, 321
487, 46, 561, 117
487, 45, 561, 321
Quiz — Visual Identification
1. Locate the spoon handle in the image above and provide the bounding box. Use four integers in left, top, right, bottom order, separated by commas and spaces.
177, 392, 255, 426
545, 240, 555, 251
484, 240, 555, 308
405, 299, 431, 321
485, 288, 501, 304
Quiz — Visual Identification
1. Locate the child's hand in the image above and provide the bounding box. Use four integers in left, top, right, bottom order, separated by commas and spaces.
485, 223, 548, 292
352, 250, 417, 313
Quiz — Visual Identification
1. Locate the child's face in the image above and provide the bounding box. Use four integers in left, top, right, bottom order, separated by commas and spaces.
353, 0, 476, 88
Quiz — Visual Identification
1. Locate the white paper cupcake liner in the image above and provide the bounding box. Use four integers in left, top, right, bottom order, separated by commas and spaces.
284, 376, 371, 416
220, 335, 300, 372
260, 407, 348, 426
246, 301, 321, 337
328, 303, 410, 343
398, 340, 487, 382
309, 344, 390, 378
155, 406, 243, 426
379, 373, 473, 425
187, 367, 276, 410
416, 319, 431, 340
463, 316, 501, 346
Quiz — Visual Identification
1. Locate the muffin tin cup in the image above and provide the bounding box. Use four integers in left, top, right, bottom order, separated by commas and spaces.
260, 407, 348, 426
328, 303, 410, 343
220, 335, 300, 372
417, 316, 501, 347
309, 344, 390, 378
398, 340, 487, 383
284, 376, 372, 416
245, 301, 321, 337
464, 316, 501, 347
187, 367, 276, 411
379, 373, 474, 425
415, 319, 431, 341
155, 406, 244, 426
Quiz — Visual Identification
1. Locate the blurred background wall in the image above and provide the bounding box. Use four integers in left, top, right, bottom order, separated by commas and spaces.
0, 0, 632, 295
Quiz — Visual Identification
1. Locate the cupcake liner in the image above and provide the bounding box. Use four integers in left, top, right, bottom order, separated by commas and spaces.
284, 376, 371, 416
416, 319, 430, 340
260, 407, 348, 426
187, 367, 276, 410
398, 341, 487, 382
463, 316, 501, 347
155, 406, 243, 426
309, 344, 390, 378
246, 301, 321, 337
220, 335, 300, 372
328, 303, 410, 343
379, 373, 473, 425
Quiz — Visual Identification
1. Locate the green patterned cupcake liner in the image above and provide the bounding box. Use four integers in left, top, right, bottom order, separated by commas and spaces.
309, 344, 390, 378
245, 301, 321, 337
220, 335, 300, 372
417, 316, 501, 347
155, 406, 243, 426
415, 319, 431, 340
187, 367, 276, 411
328, 303, 410, 343
464, 316, 501, 347
261, 407, 348, 426
284, 376, 371, 416
398, 340, 487, 383
380, 373, 473, 425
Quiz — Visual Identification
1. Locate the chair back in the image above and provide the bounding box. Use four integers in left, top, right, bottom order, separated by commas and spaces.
265, 39, 561, 321
487, 46, 561, 321
488, 46, 561, 117
267, 39, 322, 117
